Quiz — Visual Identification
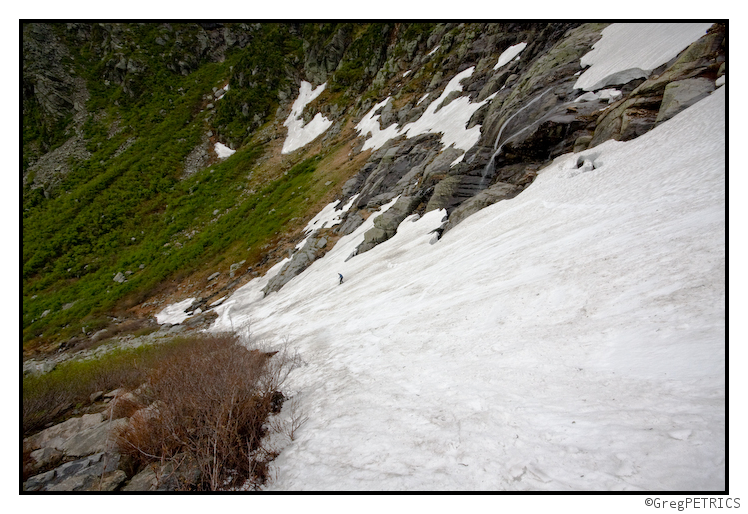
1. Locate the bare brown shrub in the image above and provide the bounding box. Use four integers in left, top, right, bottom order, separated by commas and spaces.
24, 339, 175, 437
116, 333, 290, 490
108, 395, 143, 420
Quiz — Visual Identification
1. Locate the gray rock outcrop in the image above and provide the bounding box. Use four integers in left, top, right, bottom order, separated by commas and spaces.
25, 412, 106, 451
25, 452, 125, 492
655, 77, 715, 125
355, 195, 424, 255
443, 182, 522, 234
590, 24, 725, 148
263, 231, 330, 295
183, 132, 213, 177
60, 418, 128, 457
334, 211, 365, 236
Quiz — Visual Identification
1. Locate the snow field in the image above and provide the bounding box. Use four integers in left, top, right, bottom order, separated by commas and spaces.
207, 87, 724, 490
574, 23, 714, 91
156, 297, 196, 325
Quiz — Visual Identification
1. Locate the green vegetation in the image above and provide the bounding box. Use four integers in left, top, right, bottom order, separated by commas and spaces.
21, 23, 321, 347
23, 336, 186, 435
24, 333, 294, 489
214, 24, 303, 146
401, 23, 437, 43
22, 22, 442, 348
23, 141, 323, 344
329, 24, 393, 93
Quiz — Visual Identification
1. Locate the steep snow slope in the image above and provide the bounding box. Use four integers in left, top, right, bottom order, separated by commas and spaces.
210, 86, 725, 490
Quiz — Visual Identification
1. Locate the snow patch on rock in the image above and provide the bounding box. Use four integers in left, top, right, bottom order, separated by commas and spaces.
574, 23, 713, 91
282, 81, 333, 154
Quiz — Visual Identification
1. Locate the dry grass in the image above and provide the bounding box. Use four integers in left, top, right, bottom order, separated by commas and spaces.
116, 333, 292, 490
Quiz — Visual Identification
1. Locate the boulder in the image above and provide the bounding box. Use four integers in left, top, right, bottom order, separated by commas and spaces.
45, 473, 98, 492
105, 388, 126, 399
28, 446, 64, 471
655, 77, 715, 124
59, 417, 128, 457
23, 469, 56, 491
24, 451, 122, 491
121, 452, 201, 491
62, 301, 77, 311
23, 359, 55, 376
573, 135, 593, 153
590, 95, 663, 147
229, 260, 246, 278
443, 181, 522, 234
113, 272, 126, 283
96, 470, 128, 491
183, 310, 219, 328
91, 329, 109, 343
425, 176, 461, 213
334, 211, 365, 236
25, 413, 105, 451
122, 465, 158, 491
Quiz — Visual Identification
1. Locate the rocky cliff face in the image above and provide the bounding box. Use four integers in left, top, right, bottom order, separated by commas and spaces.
253, 22, 725, 294
22, 22, 726, 346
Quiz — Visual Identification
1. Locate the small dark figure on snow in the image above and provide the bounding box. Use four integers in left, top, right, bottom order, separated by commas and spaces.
338, 273, 344, 285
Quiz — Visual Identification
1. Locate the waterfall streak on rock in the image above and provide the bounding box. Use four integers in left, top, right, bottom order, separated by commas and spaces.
482, 88, 554, 182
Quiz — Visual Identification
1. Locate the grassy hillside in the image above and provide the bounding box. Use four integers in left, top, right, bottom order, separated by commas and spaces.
22, 22, 460, 349
22, 23, 361, 348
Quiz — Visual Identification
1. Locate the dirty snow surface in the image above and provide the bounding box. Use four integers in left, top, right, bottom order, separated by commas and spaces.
156, 297, 195, 325
210, 86, 725, 490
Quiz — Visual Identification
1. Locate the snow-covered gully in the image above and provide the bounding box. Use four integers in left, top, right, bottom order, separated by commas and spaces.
206, 86, 725, 490
150, 23, 725, 491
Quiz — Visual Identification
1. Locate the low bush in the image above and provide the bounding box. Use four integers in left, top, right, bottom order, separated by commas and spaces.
116, 333, 291, 490
22, 337, 189, 436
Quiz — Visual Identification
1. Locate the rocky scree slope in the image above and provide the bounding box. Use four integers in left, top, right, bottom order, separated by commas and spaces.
22, 22, 725, 351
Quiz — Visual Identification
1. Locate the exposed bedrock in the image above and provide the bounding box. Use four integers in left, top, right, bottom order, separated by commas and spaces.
589, 24, 724, 148
354, 194, 426, 256
263, 230, 330, 296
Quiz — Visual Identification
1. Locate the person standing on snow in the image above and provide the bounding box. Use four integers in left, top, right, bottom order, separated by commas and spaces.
338, 273, 344, 285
